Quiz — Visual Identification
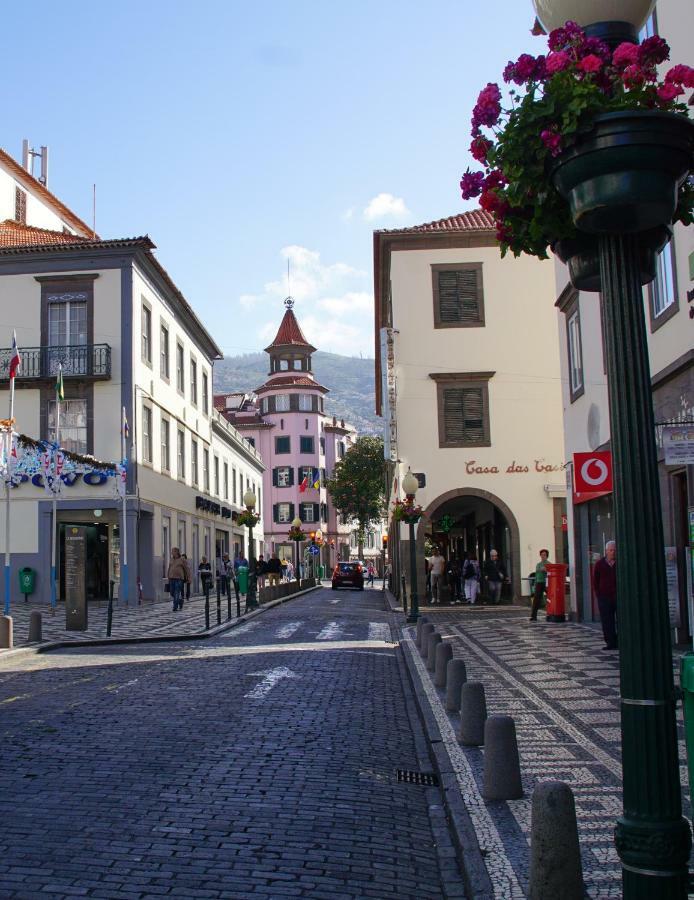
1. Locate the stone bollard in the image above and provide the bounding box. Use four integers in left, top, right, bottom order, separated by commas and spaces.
28, 610, 42, 642
434, 642, 453, 688
0, 615, 13, 649
483, 715, 523, 800
528, 781, 584, 900
459, 681, 487, 745
415, 615, 430, 648
426, 632, 442, 672
419, 623, 435, 658
446, 658, 468, 711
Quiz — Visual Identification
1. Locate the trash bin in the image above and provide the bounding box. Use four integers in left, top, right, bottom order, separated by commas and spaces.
19, 567, 36, 601
237, 565, 249, 595
545, 562, 568, 622
319, 565, 325, 580
680, 653, 694, 811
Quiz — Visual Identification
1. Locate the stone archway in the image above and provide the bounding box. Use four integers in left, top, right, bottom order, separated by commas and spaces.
415, 487, 523, 602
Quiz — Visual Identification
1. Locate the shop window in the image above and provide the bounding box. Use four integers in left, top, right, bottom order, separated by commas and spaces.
432, 263, 485, 328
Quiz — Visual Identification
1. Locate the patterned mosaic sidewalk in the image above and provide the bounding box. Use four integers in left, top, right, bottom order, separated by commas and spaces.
402, 607, 692, 899
1, 590, 247, 648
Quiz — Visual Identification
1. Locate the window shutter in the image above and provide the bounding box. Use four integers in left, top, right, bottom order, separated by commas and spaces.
273, 503, 279, 523
313, 503, 320, 521
438, 269, 481, 324
289, 503, 295, 520
299, 504, 306, 523
443, 387, 484, 443
272, 468, 278, 487
288, 467, 294, 486
290, 394, 299, 411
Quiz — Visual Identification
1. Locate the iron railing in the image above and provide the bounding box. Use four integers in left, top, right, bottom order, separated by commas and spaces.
0, 344, 111, 381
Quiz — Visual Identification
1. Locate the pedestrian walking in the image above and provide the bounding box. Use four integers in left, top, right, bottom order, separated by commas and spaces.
484, 550, 507, 604
463, 554, 480, 604
428, 548, 445, 604
266, 552, 282, 586
285, 559, 294, 581
255, 554, 267, 589
167, 547, 187, 611
367, 563, 375, 587
530, 549, 549, 621
447, 557, 463, 604
198, 556, 212, 596
181, 553, 191, 603
593, 540, 617, 650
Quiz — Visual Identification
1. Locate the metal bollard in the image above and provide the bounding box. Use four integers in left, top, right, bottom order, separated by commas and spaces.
401, 573, 408, 615
205, 591, 210, 630
216, 578, 222, 626
233, 576, 241, 617
28, 610, 42, 643
106, 582, 114, 637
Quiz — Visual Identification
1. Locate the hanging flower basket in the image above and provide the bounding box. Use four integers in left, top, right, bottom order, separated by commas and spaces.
459, 22, 694, 265
237, 510, 260, 528
549, 110, 694, 234
288, 526, 305, 542
392, 498, 423, 525
552, 223, 672, 292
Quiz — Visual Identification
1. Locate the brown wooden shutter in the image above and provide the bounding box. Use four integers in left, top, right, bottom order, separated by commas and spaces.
437, 269, 480, 324
443, 387, 484, 443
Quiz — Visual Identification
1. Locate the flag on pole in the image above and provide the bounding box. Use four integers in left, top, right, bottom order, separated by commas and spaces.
122, 408, 129, 440
55, 365, 64, 401
8, 331, 20, 380
299, 474, 309, 493
312, 468, 321, 489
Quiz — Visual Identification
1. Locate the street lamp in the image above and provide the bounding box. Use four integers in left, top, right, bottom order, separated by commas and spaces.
402, 469, 420, 624
381, 534, 388, 593
531, 2, 692, 895
291, 516, 302, 585
242, 489, 258, 609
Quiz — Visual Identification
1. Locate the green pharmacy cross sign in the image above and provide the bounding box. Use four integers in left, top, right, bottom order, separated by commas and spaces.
438, 515, 455, 533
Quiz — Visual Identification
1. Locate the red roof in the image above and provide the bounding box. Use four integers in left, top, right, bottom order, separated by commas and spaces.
378, 210, 495, 234
0, 148, 95, 238
264, 308, 316, 353
0, 220, 93, 247
255, 373, 328, 394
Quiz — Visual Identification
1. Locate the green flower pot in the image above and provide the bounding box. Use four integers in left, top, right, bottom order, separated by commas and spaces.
553, 225, 672, 293
550, 111, 694, 234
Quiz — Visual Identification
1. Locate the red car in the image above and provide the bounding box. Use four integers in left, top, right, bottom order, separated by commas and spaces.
332, 562, 364, 591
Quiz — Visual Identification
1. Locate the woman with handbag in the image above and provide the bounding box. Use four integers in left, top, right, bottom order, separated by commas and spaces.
167, 548, 187, 611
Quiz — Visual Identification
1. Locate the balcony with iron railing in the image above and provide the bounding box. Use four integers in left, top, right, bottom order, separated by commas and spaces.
0, 344, 112, 382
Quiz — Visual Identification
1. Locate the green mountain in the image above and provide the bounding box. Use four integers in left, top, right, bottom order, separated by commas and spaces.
213, 351, 382, 435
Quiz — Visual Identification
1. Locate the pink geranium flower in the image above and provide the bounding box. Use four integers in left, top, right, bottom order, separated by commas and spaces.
665, 64, 694, 88
460, 170, 485, 200
578, 54, 603, 74
545, 51, 571, 74
612, 42, 639, 69
540, 129, 562, 156
470, 136, 492, 164
657, 83, 685, 102
622, 65, 646, 89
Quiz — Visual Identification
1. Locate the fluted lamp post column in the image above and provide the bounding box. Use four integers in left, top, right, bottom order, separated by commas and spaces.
402, 470, 420, 624
291, 517, 302, 586
532, 2, 693, 896
243, 490, 258, 610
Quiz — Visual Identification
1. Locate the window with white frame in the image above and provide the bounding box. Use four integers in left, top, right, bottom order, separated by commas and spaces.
190, 357, 198, 407
567, 308, 584, 401
299, 394, 312, 411
214, 456, 220, 496
141, 303, 152, 364
176, 342, 185, 393
276, 466, 293, 487
160, 324, 170, 379
261, 397, 269, 414
161, 418, 170, 471
203, 448, 210, 491
275, 394, 290, 412
48, 399, 87, 453
191, 438, 199, 485
277, 502, 292, 523
300, 503, 316, 523
223, 462, 229, 499
142, 404, 153, 462
177, 429, 185, 479
202, 371, 209, 415
651, 246, 676, 319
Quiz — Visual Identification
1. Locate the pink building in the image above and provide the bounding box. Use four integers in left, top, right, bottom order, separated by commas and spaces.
215, 300, 356, 571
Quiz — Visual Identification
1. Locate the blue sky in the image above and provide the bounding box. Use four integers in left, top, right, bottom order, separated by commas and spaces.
2, 1, 543, 359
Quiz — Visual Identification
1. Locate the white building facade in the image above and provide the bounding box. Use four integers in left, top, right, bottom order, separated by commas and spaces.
0, 146, 263, 606
374, 211, 567, 602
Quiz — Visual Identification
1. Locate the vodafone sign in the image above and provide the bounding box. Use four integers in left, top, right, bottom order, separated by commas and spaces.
573, 451, 613, 500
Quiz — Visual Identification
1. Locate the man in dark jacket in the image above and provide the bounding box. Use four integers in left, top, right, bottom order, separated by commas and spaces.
483, 550, 506, 604
266, 553, 283, 586
593, 541, 617, 650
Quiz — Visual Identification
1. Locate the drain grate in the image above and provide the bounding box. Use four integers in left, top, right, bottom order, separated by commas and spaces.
397, 769, 440, 786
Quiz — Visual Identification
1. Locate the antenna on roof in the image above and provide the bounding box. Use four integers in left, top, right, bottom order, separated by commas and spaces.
284, 259, 294, 310
92, 184, 97, 238
21, 140, 49, 185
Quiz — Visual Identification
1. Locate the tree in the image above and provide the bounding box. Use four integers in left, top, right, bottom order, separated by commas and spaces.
327, 436, 386, 558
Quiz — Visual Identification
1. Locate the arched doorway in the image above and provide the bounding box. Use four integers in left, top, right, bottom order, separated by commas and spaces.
415, 487, 522, 602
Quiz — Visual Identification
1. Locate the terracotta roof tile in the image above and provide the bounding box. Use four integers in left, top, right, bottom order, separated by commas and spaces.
378, 209, 496, 234
0, 148, 95, 238
0, 220, 92, 247
255, 374, 328, 394
264, 308, 316, 353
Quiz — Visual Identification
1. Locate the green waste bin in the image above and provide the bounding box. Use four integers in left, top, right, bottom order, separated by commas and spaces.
680, 652, 694, 810
19, 567, 36, 601
237, 565, 249, 595
319, 565, 325, 580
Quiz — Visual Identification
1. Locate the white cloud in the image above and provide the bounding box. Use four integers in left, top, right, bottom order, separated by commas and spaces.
246, 245, 374, 357
363, 192, 411, 222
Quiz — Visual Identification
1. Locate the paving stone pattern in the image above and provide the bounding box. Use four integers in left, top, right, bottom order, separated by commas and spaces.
408, 606, 692, 899
0, 587, 464, 899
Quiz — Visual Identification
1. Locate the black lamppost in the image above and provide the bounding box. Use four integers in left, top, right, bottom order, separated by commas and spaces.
402, 470, 421, 624
381, 534, 388, 592
531, 2, 693, 895
242, 490, 258, 609
290, 517, 303, 586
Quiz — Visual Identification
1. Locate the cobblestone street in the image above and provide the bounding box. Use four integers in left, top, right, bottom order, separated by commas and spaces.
407, 604, 692, 899
0, 586, 463, 899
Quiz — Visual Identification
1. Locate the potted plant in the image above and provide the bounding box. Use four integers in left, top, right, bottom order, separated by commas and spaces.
237, 509, 260, 528
391, 497, 424, 526
460, 21, 694, 291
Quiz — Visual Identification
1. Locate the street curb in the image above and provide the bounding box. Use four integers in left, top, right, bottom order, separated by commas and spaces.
399, 634, 494, 899
0, 584, 321, 661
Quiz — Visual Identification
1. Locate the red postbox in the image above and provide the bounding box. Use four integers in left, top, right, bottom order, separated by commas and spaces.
545, 562, 568, 622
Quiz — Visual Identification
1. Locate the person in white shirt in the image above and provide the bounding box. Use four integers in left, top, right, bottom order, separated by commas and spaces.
428, 548, 446, 604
